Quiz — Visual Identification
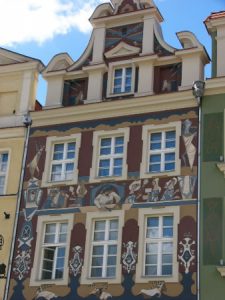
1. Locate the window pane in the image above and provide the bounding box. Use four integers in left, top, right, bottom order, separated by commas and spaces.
2, 153, 8, 162
149, 164, 161, 173
147, 217, 159, 227
91, 268, 102, 277
95, 221, 106, 230
92, 257, 103, 266
55, 269, 64, 279
67, 142, 75, 151
54, 144, 64, 152
101, 138, 112, 147
100, 148, 111, 155
165, 162, 175, 171
115, 69, 122, 77
114, 87, 122, 94
162, 254, 172, 264
113, 167, 122, 176
163, 228, 173, 237
165, 153, 175, 161
42, 270, 52, 280
98, 169, 110, 177
150, 155, 161, 163
106, 267, 116, 277
45, 223, 56, 233
107, 256, 116, 265
114, 158, 122, 166
151, 133, 162, 142
110, 220, 118, 230
108, 245, 117, 255
146, 243, 158, 254
145, 254, 157, 264
163, 216, 173, 226
59, 233, 67, 243
109, 231, 118, 240
166, 131, 175, 139
94, 232, 105, 241
99, 159, 110, 167
162, 265, 172, 275
145, 266, 157, 276
162, 242, 173, 253
92, 246, 104, 255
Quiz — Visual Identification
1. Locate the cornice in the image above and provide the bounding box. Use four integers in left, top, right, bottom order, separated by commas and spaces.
0, 61, 44, 74
31, 90, 197, 127
0, 126, 26, 139
205, 76, 225, 95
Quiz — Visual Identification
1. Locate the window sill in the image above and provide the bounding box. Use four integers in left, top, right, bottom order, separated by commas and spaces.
140, 169, 180, 179
30, 277, 68, 286
107, 92, 134, 98
135, 274, 178, 283
41, 178, 78, 188
89, 175, 126, 183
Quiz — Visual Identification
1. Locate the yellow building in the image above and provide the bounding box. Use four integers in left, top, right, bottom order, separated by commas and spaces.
0, 48, 44, 300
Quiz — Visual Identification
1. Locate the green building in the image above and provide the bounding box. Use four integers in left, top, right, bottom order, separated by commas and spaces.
201, 11, 225, 300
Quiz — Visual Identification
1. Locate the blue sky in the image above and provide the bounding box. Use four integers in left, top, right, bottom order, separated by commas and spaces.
1, 0, 224, 105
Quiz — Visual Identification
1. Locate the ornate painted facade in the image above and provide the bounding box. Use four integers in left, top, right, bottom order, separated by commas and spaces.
7, 1, 209, 300
0, 48, 44, 300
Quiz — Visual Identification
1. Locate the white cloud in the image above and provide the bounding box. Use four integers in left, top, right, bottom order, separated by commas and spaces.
0, 0, 106, 46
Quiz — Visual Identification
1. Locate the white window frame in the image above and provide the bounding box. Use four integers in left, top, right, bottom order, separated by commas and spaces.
136, 206, 179, 283
30, 214, 74, 286
90, 128, 129, 183
81, 210, 124, 284
0, 149, 10, 195
140, 122, 181, 178
107, 60, 135, 98
42, 134, 81, 187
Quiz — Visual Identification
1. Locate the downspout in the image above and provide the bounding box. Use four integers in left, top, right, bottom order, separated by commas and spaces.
4, 114, 32, 300
192, 80, 205, 300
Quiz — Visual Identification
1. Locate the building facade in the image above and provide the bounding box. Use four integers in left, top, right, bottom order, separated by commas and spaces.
200, 11, 225, 300
0, 48, 43, 300
7, 1, 208, 300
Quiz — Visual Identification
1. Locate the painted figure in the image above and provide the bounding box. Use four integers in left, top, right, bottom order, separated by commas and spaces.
90, 288, 112, 300
145, 178, 161, 202
35, 287, 56, 300
27, 144, 45, 179
161, 177, 179, 201
139, 281, 165, 298
43, 188, 66, 209
178, 237, 195, 274
178, 176, 197, 199
94, 185, 121, 210
182, 119, 197, 170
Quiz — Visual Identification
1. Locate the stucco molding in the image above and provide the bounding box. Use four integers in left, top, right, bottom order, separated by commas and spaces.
105, 41, 141, 58
31, 91, 197, 128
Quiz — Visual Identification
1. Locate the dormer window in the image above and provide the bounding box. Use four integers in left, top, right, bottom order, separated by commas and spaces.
113, 67, 132, 94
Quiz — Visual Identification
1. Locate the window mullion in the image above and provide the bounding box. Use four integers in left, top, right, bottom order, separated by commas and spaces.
122, 68, 125, 92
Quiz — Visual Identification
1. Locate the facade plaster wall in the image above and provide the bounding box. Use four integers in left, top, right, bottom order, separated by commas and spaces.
200, 93, 225, 300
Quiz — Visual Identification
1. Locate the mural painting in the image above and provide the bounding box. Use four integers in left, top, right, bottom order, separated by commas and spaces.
8, 109, 198, 300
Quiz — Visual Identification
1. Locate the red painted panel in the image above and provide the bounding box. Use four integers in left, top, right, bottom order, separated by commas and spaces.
127, 126, 142, 173
78, 131, 93, 177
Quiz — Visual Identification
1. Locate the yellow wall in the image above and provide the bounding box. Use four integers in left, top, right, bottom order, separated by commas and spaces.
0, 128, 26, 300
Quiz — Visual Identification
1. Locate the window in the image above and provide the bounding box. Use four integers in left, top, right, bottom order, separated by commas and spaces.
106, 61, 135, 97
148, 130, 176, 173
30, 214, 73, 286
145, 216, 173, 276
113, 67, 132, 94
136, 207, 179, 283
90, 128, 129, 183
90, 219, 118, 278
50, 142, 76, 182
41, 222, 68, 280
42, 134, 81, 187
81, 211, 123, 284
140, 122, 181, 178
0, 152, 9, 195
98, 136, 124, 177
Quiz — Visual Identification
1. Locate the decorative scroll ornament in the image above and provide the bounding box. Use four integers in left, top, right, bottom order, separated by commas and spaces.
122, 241, 137, 273
18, 221, 33, 248
178, 236, 195, 274
13, 249, 31, 280
69, 245, 83, 276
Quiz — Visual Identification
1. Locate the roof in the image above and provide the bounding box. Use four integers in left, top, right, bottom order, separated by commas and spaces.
204, 11, 225, 23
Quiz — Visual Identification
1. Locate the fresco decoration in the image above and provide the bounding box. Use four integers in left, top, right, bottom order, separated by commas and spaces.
178, 235, 196, 274
181, 119, 197, 170
139, 281, 166, 298
18, 220, 33, 249
105, 23, 143, 51
13, 249, 31, 280
27, 144, 45, 179
24, 178, 43, 209
177, 176, 197, 200
90, 285, 112, 300
122, 241, 137, 273
69, 245, 83, 277
91, 183, 124, 210
35, 287, 57, 300
67, 183, 87, 207
42, 188, 68, 209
